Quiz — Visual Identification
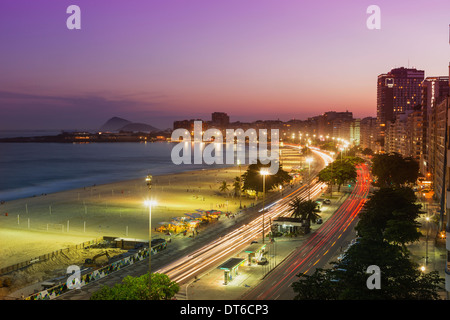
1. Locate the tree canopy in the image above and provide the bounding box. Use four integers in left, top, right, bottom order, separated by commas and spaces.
288, 197, 321, 226
293, 238, 443, 300
371, 153, 419, 188
355, 187, 422, 244
90, 272, 179, 300
291, 181, 443, 299
242, 160, 292, 193
318, 158, 360, 192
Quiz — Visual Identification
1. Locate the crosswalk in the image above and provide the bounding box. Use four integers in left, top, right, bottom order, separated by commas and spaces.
174, 289, 187, 300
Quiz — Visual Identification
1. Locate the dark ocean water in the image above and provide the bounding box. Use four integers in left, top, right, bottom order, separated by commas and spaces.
0, 140, 241, 201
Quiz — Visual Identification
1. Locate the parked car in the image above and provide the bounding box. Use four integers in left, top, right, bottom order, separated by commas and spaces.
323, 199, 331, 205
257, 257, 268, 265
316, 218, 323, 224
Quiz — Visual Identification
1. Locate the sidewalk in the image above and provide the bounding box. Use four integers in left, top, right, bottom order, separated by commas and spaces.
412, 199, 448, 298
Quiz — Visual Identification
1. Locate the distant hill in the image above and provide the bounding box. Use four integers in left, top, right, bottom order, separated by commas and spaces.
119, 122, 159, 133
100, 117, 132, 131
99, 117, 160, 133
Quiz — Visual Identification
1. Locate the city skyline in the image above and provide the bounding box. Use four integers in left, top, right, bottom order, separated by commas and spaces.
1, 0, 450, 130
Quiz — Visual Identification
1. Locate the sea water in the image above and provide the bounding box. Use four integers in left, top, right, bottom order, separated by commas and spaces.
0, 141, 244, 201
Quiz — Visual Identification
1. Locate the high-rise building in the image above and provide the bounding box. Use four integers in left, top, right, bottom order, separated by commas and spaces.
377, 67, 425, 149
421, 77, 450, 176
211, 112, 230, 128
444, 62, 450, 300
360, 117, 379, 152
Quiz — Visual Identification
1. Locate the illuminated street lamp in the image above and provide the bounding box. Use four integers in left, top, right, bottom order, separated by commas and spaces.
425, 216, 430, 265
237, 160, 242, 209
144, 198, 157, 290
306, 157, 313, 200
260, 169, 269, 243
145, 174, 154, 290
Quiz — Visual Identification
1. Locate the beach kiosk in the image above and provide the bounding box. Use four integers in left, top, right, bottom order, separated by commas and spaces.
244, 243, 266, 266
218, 258, 246, 285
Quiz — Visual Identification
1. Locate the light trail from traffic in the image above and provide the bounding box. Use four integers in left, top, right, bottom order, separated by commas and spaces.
156, 147, 333, 284
241, 163, 370, 300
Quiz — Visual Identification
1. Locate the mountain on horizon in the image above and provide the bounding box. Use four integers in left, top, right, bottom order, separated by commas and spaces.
99, 117, 160, 132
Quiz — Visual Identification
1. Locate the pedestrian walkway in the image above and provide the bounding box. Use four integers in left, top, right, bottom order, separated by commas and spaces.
184, 239, 303, 300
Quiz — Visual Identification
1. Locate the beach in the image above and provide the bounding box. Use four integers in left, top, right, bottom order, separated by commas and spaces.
0, 146, 306, 296
0, 146, 305, 265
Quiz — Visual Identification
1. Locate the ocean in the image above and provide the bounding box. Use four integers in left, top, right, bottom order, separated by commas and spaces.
0, 140, 243, 202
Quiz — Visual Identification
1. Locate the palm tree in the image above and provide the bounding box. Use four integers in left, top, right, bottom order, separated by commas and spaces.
219, 180, 230, 194
288, 197, 321, 226
232, 176, 241, 198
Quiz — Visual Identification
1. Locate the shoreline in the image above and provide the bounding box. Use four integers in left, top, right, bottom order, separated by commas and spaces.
0, 147, 308, 297
0, 146, 305, 269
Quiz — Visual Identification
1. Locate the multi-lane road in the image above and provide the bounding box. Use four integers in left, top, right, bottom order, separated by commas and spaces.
241, 162, 370, 300
156, 147, 334, 284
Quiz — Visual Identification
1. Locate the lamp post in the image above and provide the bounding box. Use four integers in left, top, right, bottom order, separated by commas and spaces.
238, 160, 242, 209
425, 216, 430, 265
145, 174, 153, 292
306, 157, 313, 200
260, 169, 269, 243
330, 152, 335, 197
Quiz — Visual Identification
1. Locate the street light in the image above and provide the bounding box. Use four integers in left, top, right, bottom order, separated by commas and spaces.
330, 152, 335, 196
260, 169, 269, 243
306, 157, 313, 200
425, 216, 430, 265
237, 160, 242, 209
145, 174, 153, 291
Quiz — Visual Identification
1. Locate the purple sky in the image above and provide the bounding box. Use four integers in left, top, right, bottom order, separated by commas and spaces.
1, 0, 450, 130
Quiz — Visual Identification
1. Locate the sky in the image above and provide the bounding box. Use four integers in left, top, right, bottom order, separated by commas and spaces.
1, 0, 450, 130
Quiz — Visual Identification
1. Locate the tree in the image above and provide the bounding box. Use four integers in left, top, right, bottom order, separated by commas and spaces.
90, 273, 179, 300
292, 269, 338, 300
345, 146, 361, 157
292, 238, 444, 300
242, 160, 292, 193
371, 153, 419, 188
288, 197, 321, 226
232, 176, 241, 197
383, 209, 422, 249
361, 148, 374, 156
318, 159, 358, 192
318, 141, 338, 153
356, 187, 422, 242
301, 146, 312, 156
218, 180, 230, 194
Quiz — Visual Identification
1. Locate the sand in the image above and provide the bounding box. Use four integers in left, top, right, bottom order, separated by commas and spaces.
0, 146, 308, 296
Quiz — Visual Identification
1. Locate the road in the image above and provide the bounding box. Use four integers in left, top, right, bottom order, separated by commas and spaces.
241, 162, 370, 300
57, 147, 332, 300
156, 148, 333, 284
